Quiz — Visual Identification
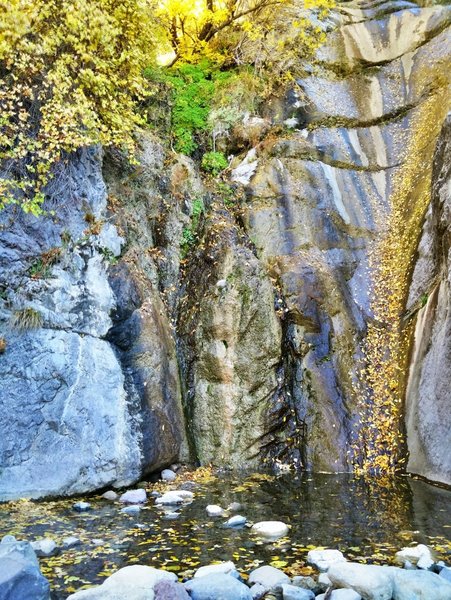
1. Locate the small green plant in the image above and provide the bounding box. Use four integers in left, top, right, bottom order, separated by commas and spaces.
28, 247, 61, 279
201, 151, 228, 175
180, 227, 196, 258
99, 246, 119, 265
10, 307, 43, 331
420, 293, 429, 307
61, 230, 72, 247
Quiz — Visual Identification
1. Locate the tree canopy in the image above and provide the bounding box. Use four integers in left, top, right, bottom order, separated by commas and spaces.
0, 0, 332, 214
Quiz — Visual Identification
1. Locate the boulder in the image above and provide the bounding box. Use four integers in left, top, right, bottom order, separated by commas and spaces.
394, 544, 434, 569
307, 549, 346, 572
0, 536, 50, 600
67, 565, 177, 599
248, 565, 290, 589
327, 563, 393, 600
391, 568, 451, 600
184, 574, 252, 600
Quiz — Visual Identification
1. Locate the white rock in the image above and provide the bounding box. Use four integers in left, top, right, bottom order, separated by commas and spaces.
317, 572, 332, 587
119, 489, 147, 504
281, 583, 315, 599
194, 561, 238, 579
250, 583, 267, 600
251, 521, 289, 539
391, 568, 451, 600
316, 591, 361, 600
395, 544, 434, 568
248, 565, 290, 589
102, 491, 118, 501
31, 538, 57, 557
155, 490, 193, 505
216, 279, 227, 289
206, 505, 225, 517
307, 548, 346, 572
67, 565, 177, 599
161, 469, 177, 482
328, 563, 393, 600
226, 515, 247, 527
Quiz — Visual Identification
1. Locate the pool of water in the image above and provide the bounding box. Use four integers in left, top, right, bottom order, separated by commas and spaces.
1, 472, 450, 598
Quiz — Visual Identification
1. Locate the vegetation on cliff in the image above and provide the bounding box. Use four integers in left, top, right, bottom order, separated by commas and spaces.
0, 0, 331, 214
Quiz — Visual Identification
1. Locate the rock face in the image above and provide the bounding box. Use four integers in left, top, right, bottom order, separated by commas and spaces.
0, 0, 450, 497
405, 115, 451, 485
0, 146, 186, 500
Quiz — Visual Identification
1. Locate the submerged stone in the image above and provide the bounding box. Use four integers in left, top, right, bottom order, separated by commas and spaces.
120, 489, 147, 504
251, 521, 289, 539
30, 539, 57, 558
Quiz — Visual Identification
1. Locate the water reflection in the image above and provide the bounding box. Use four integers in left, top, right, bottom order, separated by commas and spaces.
0, 473, 449, 599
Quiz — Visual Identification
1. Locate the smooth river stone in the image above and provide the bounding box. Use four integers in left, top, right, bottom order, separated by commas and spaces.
251, 521, 289, 539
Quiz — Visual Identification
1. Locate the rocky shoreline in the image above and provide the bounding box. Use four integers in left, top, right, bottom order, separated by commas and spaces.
1, 472, 451, 600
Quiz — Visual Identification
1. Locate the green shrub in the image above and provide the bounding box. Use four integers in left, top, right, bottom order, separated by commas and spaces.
201, 151, 228, 175
10, 307, 43, 331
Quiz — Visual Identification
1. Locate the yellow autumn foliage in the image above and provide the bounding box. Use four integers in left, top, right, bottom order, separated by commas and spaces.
0, 0, 160, 214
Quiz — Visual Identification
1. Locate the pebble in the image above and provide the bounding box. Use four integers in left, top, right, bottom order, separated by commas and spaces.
161, 469, 177, 482
155, 491, 186, 505
72, 501, 91, 512
291, 575, 317, 591
119, 489, 147, 504
226, 515, 247, 527
206, 504, 225, 517
102, 490, 118, 501
251, 521, 289, 539
92, 539, 105, 546
228, 502, 242, 512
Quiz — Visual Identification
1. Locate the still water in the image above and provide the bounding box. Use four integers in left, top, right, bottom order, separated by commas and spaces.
1, 472, 450, 598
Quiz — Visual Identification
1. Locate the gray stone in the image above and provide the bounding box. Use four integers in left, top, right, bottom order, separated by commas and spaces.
184, 574, 252, 600
226, 515, 247, 527
154, 580, 190, 600
251, 522, 289, 539
73, 502, 91, 512
67, 565, 177, 599
291, 575, 317, 591
391, 568, 451, 600
161, 469, 177, 482
194, 562, 238, 579
328, 563, 393, 600
227, 502, 242, 512
316, 591, 361, 600
206, 505, 225, 517
250, 583, 267, 600
30, 539, 58, 557
307, 549, 346, 572
0, 536, 50, 600
439, 566, 451, 583
102, 491, 118, 501
248, 565, 290, 589
280, 583, 315, 600
120, 489, 147, 504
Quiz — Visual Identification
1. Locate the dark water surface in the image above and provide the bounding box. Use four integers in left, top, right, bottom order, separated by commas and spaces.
1, 472, 450, 598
